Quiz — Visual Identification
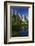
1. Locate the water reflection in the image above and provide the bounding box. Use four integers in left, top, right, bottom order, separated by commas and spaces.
12, 26, 28, 37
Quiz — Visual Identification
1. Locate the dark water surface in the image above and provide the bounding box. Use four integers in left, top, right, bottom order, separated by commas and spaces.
12, 26, 28, 37
19, 27, 28, 36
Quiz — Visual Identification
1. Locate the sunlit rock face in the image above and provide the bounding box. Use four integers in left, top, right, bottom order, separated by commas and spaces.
14, 10, 25, 22
22, 14, 25, 21
18, 13, 25, 22
18, 13, 22, 20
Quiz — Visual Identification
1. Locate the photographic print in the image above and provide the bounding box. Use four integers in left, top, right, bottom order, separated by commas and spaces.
10, 7, 29, 37
4, 1, 34, 44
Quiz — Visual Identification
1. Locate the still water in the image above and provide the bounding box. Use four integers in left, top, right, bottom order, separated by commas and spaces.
12, 26, 28, 37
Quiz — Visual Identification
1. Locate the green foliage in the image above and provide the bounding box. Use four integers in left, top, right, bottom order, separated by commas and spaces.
11, 14, 28, 37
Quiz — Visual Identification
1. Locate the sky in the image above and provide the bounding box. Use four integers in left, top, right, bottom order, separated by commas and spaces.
10, 7, 29, 17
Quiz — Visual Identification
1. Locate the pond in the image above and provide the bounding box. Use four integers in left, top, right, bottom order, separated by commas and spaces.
12, 26, 28, 37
